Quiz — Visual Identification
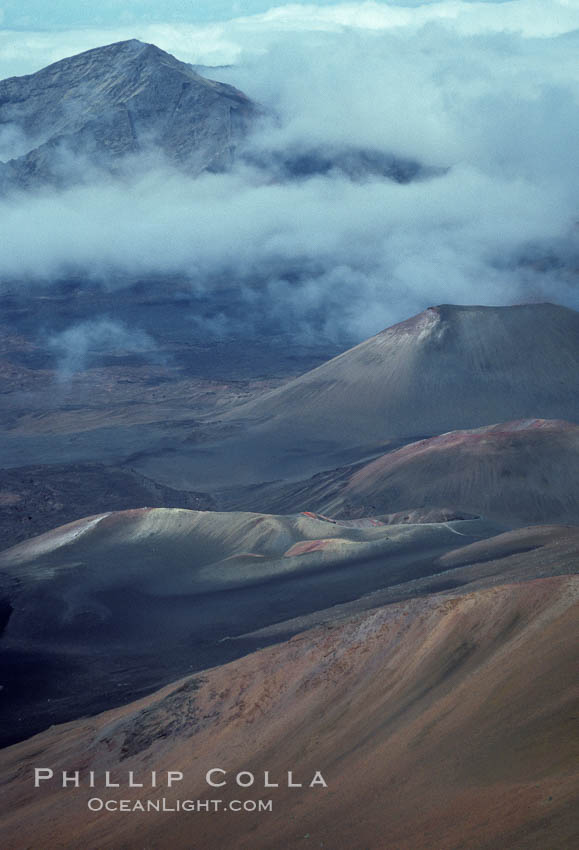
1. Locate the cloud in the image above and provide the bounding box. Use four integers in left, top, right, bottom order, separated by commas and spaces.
1, 1, 578, 343
47, 319, 161, 381
3, 1, 579, 78
0, 123, 33, 161
239, 1, 579, 38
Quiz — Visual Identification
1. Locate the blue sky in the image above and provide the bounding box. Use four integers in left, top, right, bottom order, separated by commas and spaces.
1, 0, 357, 28
0, 0, 511, 30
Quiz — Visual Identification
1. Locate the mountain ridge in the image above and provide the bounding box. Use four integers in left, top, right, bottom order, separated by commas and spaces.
0, 39, 257, 188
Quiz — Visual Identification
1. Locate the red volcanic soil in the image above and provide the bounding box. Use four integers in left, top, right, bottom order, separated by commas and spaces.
283, 537, 356, 556
312, 418, 579, 523
1, 575, 577, 850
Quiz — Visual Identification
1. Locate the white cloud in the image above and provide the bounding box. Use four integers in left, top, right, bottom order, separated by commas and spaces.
1, 1, 578, 341
240, 1, 579, 37
47, 319, 160, 380
2, 1, 579, 79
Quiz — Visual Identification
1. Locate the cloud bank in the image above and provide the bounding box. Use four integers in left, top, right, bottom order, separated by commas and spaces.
2, 1, 579, 78
1, 1, 578, 342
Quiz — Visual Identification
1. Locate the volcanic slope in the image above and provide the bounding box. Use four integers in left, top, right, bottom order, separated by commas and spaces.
1, 506, 577, 746
0, 505, 506, 744
0, 463, 214, 551
0, 39, 256, 189
0, 575, 576, 850
229, 418, 579, 523
133, 303, 579, 490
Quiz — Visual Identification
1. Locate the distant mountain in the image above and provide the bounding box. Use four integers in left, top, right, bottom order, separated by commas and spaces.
243, 144, 444, 183
0, 40, 257, 189
0, 41, 445, 191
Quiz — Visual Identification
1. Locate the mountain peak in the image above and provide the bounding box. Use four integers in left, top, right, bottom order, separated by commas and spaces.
0, 40, 257, 189
425, 301, 560, 317
201, 302, 579, 487
383, 301, 571, 341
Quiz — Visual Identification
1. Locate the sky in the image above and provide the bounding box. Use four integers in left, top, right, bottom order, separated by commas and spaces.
0, 1, 341, 29
1, 1, 578, 346
0, 1, 520, 30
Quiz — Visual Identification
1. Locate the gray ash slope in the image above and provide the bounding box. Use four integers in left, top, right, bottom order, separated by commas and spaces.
134, 303, 579, 489
0, 39, 257, 189
226, 303, 579, 443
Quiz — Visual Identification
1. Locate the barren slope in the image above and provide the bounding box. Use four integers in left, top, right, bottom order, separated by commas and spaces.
134, 303, 579, 489
0, 463, 214, 551
1, 575, 576, 850
0, 505, 509, 745
275, 418, 579, 523
224, 303, 579, 441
